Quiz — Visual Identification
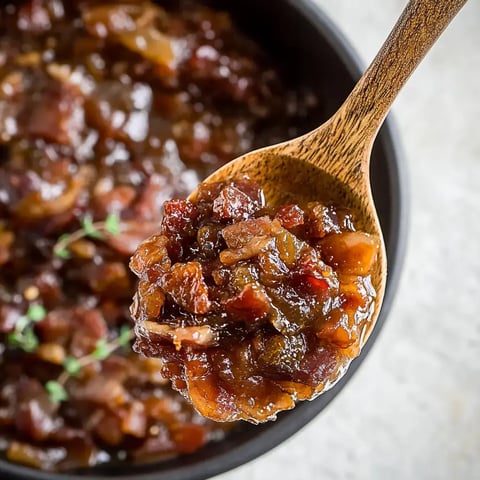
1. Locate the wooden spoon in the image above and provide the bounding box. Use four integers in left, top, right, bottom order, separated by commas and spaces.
189, 0, 467, 348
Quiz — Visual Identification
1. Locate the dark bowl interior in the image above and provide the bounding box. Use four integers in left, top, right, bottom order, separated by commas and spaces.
1, 0, 408, 479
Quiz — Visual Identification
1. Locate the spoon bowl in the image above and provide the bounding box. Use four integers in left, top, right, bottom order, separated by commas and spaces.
190, 138, 387, 347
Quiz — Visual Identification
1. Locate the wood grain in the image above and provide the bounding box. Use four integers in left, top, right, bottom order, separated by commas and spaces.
190, 0, 467, 347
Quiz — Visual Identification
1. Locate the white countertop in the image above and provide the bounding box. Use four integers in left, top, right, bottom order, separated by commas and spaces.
215, 1, 480, 479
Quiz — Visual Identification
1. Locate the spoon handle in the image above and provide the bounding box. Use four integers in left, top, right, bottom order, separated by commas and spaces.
295, 0, 467, 175
340, 0, 467, 143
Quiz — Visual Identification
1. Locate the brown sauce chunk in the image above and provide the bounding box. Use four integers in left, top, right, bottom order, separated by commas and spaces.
131, 178, 380, 422
0, 0, 317, 470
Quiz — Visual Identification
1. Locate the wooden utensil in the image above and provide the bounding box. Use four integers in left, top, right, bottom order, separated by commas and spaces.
189, 0, 467, 347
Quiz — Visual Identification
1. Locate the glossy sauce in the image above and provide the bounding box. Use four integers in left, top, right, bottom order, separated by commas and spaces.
0, 0, 316, 470
131, 178, 380, 423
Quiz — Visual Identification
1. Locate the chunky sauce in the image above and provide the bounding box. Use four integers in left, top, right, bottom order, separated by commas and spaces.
131, 178, 380, 423
0, 0, 315, 470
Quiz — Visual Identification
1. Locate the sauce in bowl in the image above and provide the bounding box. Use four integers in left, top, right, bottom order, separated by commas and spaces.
0, 0, 316, 471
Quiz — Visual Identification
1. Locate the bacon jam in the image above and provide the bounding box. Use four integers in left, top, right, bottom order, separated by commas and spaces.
0, 0, 317, 471
130, 178, 380, 423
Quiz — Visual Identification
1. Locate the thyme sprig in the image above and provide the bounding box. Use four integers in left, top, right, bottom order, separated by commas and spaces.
45, 326, 134, 404
7, 304, 47, 352
10, 213, 132, 403
53, 213, 121, 258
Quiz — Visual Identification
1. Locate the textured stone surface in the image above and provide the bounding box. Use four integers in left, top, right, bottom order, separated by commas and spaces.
215, 1, 480, 479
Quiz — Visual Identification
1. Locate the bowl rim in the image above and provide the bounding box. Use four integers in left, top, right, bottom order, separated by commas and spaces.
0, 1, 409, 479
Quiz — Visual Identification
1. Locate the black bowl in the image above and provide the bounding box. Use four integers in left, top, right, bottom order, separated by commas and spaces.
1, 1, 408, 479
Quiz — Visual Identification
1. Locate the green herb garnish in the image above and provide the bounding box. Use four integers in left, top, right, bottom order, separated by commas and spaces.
118, 325, 133, 349
27, 304, 47, 322
81, 217, 104, 239
63, 357, 81, 376
53, 213, 122, 259
92, 338, 110, 360
7, 327, 39, 352
45, 381, 68, 403
7, 303, 46, 352
50, 327, 135, 402
105, 213, 121, 236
